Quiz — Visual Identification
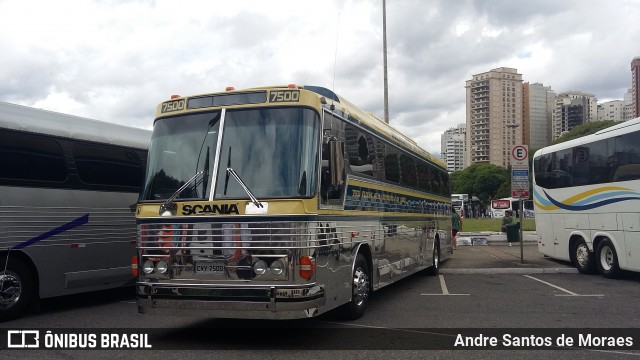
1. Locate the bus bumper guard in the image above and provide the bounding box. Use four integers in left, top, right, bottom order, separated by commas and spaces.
136, 282, 325, 319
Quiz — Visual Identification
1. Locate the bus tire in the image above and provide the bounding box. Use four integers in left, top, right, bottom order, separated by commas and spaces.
596, 239, 621, 278
425, 242, 440, 276
345, 253, 370, 320
0, 257, 35, 321
572, 239, 595, 274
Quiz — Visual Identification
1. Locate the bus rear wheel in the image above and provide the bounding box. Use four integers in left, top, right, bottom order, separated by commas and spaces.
0, 257, 34, 321
572, 239, 595, 274
345, 253, 370, 320
596, 239, 621, 278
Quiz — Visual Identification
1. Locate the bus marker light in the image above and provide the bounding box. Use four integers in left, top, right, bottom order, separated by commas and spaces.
170, 94, 180, 99
226, 86, 235, 91
287, 84, 297, 88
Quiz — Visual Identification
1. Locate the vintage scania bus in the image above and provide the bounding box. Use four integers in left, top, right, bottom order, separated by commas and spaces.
135, 85, 452, 319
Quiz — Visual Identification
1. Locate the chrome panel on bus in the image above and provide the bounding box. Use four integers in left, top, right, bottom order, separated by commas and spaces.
136, 217, 447, 318
0, 187, 139, 298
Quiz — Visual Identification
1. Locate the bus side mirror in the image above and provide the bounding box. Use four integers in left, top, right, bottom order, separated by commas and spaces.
329, 140, 345, 186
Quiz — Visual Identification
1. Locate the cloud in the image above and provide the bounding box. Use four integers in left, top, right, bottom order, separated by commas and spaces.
1, 0, 639, 155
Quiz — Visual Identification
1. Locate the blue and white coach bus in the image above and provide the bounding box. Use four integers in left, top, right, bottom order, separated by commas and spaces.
0, 101, 150, 320
533, 117, 640, 278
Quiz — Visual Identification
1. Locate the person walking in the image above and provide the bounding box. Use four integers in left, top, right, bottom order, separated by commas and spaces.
501, 210, 514, 246
452, 207, 462, 250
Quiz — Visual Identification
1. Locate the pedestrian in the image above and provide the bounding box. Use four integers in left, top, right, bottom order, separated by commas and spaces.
452, 207, 462, 250
501, 210, 514, 246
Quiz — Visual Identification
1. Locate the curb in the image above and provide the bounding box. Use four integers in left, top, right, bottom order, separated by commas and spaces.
440, 267, 578, 275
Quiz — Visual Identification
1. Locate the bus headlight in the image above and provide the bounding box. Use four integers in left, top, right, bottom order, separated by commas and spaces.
253, 260, 268, 275
156, 260, 169, 274
270, 260, 285, 275
142, 260, 155, 274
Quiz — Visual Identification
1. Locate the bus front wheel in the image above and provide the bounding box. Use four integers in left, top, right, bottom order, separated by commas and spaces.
572, 239, 595, 274
345, 253, 370, 320
0, 257, 35, 321
596, 239, 621, 278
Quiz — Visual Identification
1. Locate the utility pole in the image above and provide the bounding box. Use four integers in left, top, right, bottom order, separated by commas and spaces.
382, 0, 389, 124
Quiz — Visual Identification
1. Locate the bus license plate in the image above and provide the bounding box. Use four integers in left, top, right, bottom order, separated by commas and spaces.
194, 261, 225, 275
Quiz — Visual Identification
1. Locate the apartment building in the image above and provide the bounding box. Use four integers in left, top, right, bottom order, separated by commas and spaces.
440, 123, 466, 172
465, 67, 523, 168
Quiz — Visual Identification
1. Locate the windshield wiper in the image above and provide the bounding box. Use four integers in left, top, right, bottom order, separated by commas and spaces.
159, 170, 204, 214
226, 167, 263, 208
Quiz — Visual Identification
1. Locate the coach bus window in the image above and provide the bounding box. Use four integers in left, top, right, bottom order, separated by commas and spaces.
400, 154, 417, 187
74, 142, 145, 189
142, 111, 221, 201
384, 148, 401, 184
214, 108, 319, 199
0, 130, 67, 182
344, 124, 375, 178
416, 161, 432, 193
611, 132, 640, 181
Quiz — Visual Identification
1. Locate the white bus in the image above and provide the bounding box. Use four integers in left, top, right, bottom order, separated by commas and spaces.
0, 101, 151, 320
532, 117, 640, 278
490, 197, 533, 218
451, 194, 468, 217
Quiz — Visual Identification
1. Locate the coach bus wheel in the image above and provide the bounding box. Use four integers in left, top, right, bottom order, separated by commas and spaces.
0, 257, 35, 321
346, 253, 370, 320
596, 239, 621, 279
425, 242, 440, 276
572, 239, 595, 274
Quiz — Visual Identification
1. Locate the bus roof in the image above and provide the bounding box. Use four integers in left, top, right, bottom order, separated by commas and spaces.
533, 116, 640, 159
0, 101, 151, 149
159, 84, 446, 170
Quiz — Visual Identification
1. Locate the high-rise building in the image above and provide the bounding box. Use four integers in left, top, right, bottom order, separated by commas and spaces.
552, 91, 597, 141
624, 88, 634, 120
524, 82, 554, 150
440, 123, 466, 172
632, 57, 640, 118
465, 67, 523, 168
597, 100, 625, 121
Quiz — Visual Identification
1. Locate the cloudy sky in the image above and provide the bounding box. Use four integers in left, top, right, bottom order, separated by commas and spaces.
1, 0, 639, 155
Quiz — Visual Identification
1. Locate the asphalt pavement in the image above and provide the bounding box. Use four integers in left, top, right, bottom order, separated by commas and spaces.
441, 231, 577, 274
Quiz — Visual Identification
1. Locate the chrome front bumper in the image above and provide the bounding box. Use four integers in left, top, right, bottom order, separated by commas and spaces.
137, 283, 325, 319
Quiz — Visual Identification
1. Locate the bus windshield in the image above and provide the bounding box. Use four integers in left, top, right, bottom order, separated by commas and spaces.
141, 107, 319, 201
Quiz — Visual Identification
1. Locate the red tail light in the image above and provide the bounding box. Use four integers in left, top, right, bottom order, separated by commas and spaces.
299, 256, 316, 280
131, 256, 138, 277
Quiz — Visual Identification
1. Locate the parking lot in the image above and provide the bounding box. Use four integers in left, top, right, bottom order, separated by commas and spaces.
3, 242, 640, 358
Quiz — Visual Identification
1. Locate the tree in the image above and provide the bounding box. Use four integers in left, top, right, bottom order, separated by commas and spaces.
553, 120, 617, 144
450, 163, 509, 207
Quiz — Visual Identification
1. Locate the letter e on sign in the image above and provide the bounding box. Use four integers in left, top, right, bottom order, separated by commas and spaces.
511, 145, 529, 169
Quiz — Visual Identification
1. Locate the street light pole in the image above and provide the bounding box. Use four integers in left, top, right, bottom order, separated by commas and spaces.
506, 122, 525, 263
382, 0, 389, 124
